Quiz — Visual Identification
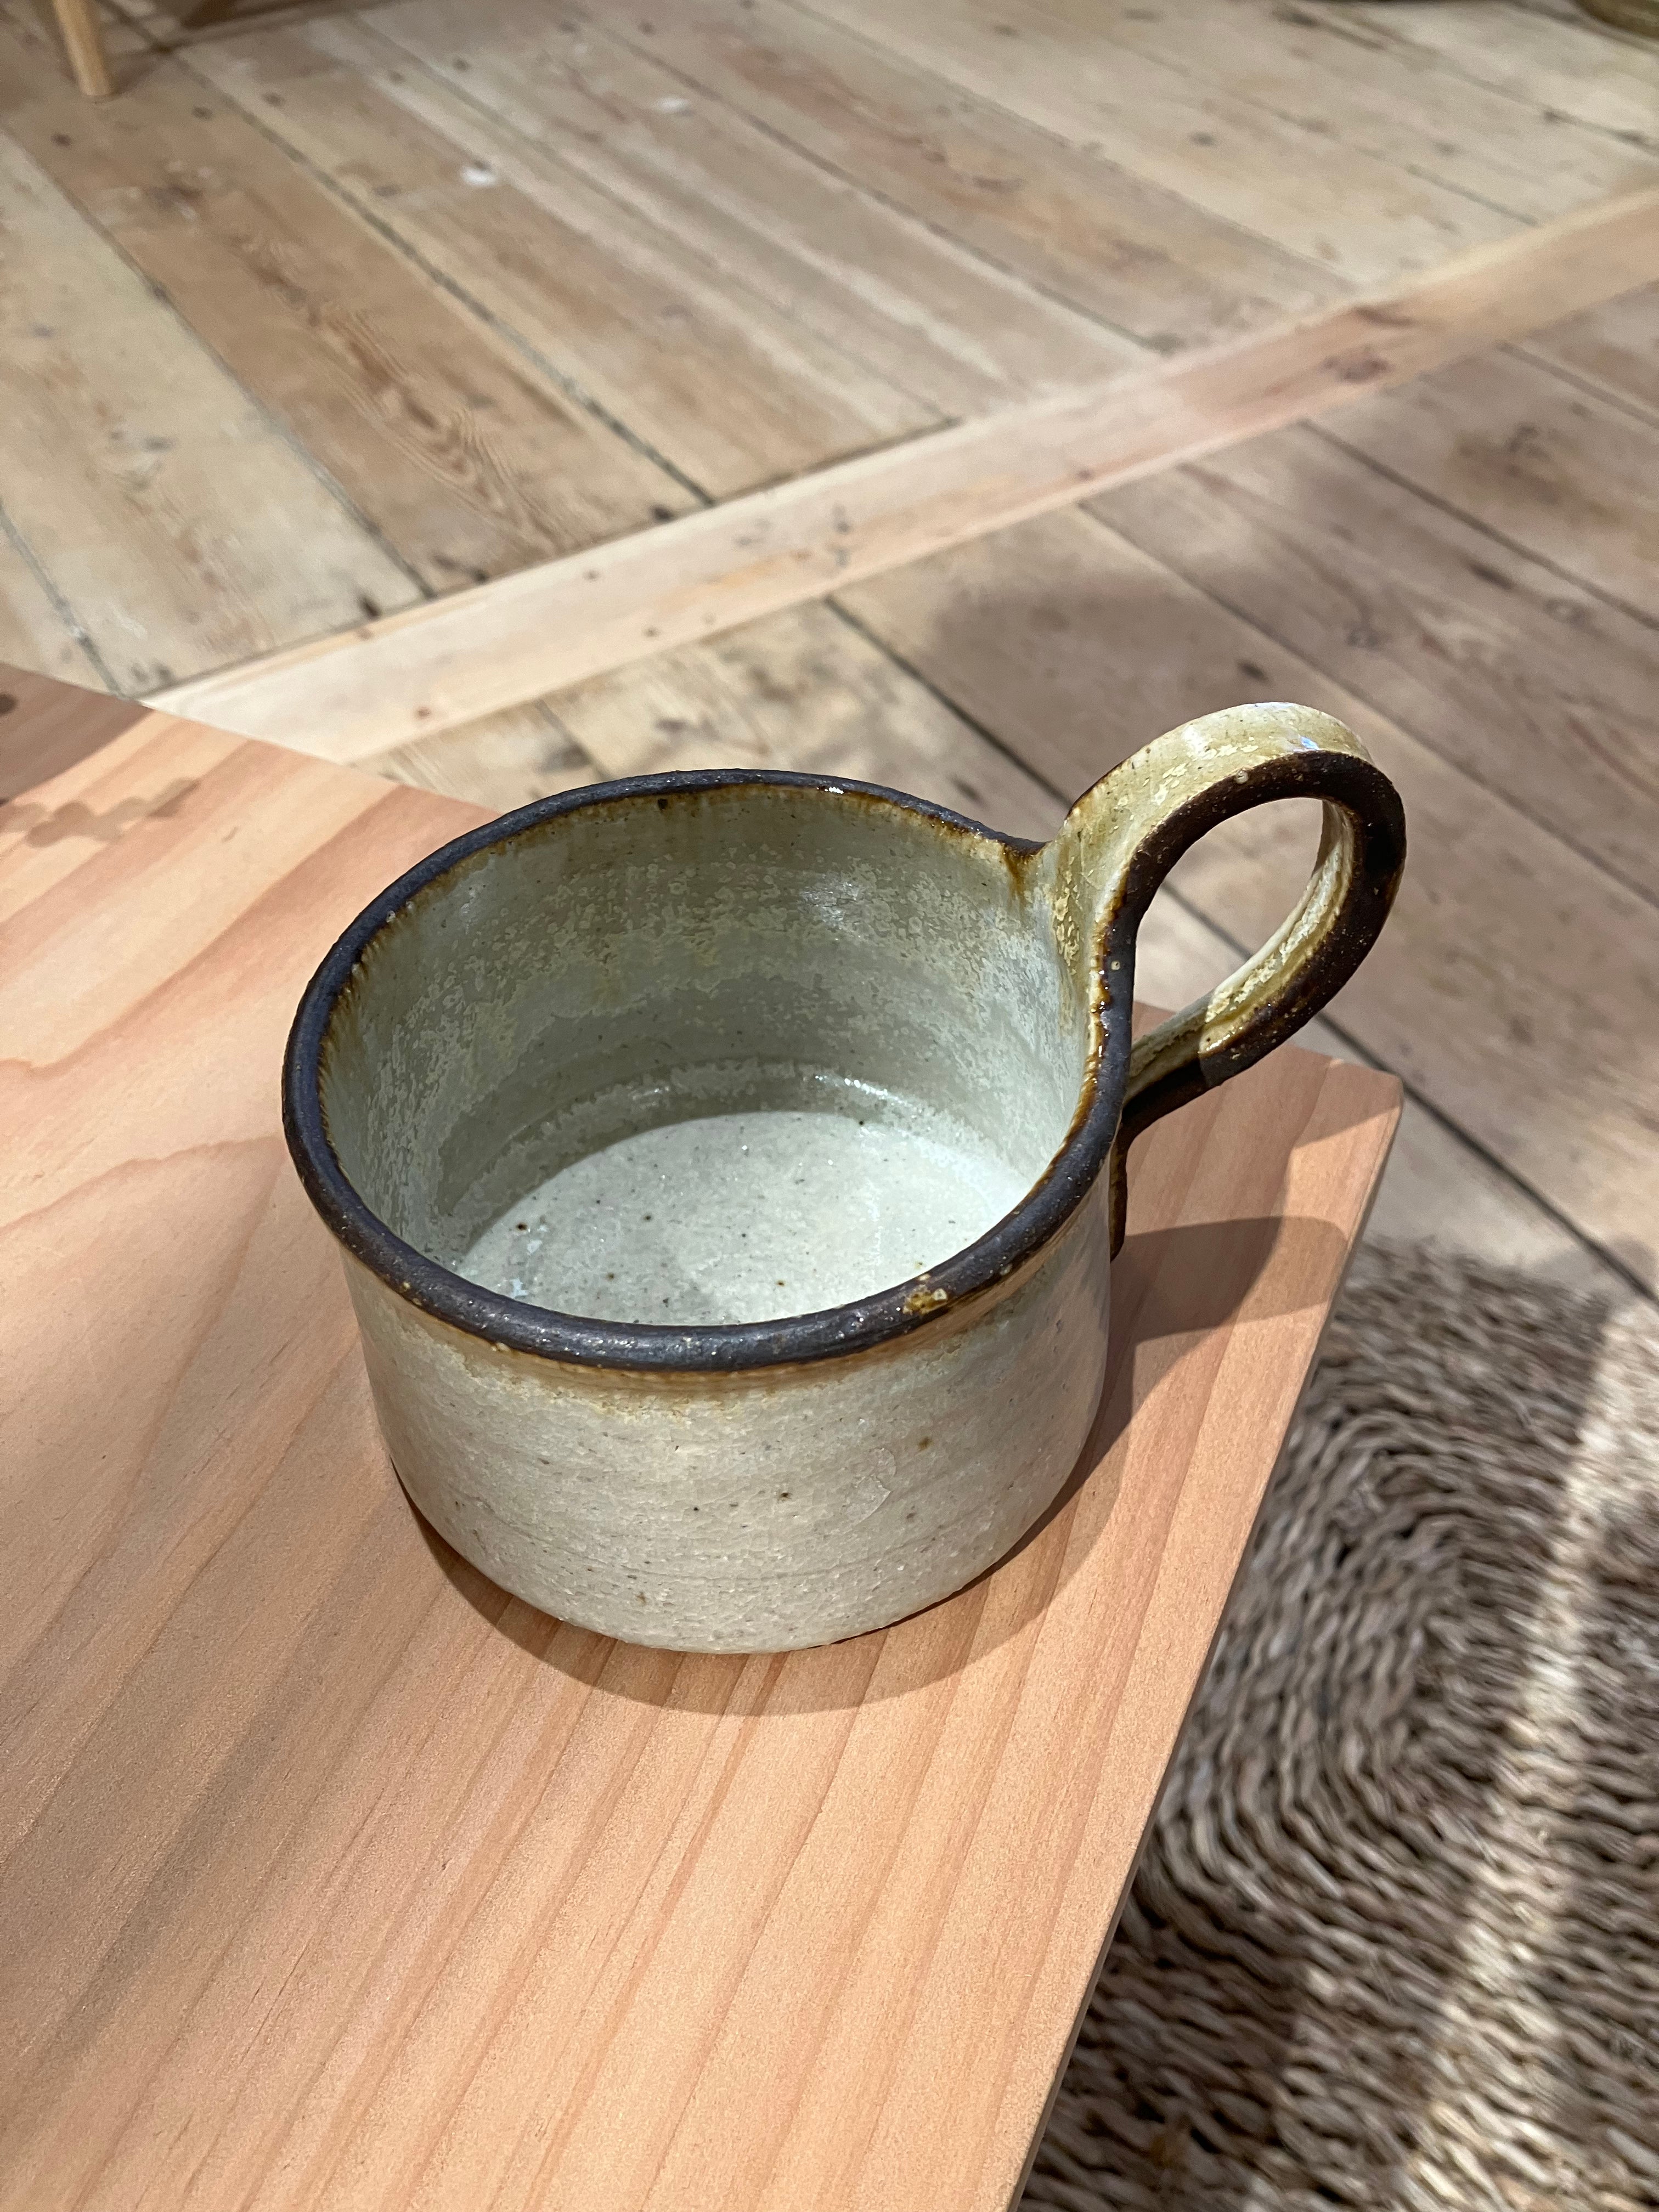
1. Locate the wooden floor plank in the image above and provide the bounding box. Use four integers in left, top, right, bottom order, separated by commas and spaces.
795, 0, 1523, 283
1133, 893, 1624, 1297
368, 0, 1141, 414
1095, 425, 1659, 901
0, 7, 695, 594
148, 184, 1659, 754
834, 501, 1659, 1285
1340, 0, 1659, 143
0, 527, 104, 698
1520, 281, 1659, 422
1314, 346, 1659, 614
0, 127, 417, 693
543, 598, 1064, 837
540, 0, 1348, 349
1032, 0, 1659, 222
179, 19, 940, 499
367, 699, 601, 810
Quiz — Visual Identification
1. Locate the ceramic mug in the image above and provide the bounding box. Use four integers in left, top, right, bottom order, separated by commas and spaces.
285, 703, 1404, 1653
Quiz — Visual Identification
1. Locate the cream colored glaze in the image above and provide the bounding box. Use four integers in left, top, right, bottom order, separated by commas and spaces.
344, 1195, 1110, 1652
460, 1101, 1030, 1327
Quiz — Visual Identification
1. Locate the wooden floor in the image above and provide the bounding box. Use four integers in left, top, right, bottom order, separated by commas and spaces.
3, 0, 1658, 1299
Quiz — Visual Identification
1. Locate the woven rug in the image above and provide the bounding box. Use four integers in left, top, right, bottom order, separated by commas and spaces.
1023, 1246, 1659, 2212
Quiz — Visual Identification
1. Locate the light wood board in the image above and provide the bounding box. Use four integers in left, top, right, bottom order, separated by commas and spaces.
0, 525, 105, 696
1339, 0, 1659, 142
797, 0, 1523, 282
1099, 420, 1659, 903
148, 181, 1659, 754
530, 0, 1347, 347
1313, 342, 1659, 616
369, 698, 601, 810
0, 4, 697, 595
0, 672, 1399, 2212
543, 597, 1062, 838
351, 5, 1139, 415
1010, 0, 1659, 222
0, 122, 418, 696
173, 16, 941, 495
1521, 283, 1659, 421
1132, 892, 1623, 1299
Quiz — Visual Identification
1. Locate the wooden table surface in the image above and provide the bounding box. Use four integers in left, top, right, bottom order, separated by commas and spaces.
0, 670, 1400, 2212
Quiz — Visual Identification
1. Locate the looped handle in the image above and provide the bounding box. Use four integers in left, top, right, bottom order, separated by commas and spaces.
1046, 704, 1406, 1253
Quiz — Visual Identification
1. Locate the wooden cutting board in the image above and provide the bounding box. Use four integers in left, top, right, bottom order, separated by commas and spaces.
0, 672, 1400, 2212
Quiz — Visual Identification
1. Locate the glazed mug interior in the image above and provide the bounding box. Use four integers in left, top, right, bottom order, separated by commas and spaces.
319, 778, 1082, 1333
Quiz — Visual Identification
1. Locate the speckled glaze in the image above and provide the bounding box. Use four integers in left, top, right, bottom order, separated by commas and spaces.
285, 704, 1404, 1652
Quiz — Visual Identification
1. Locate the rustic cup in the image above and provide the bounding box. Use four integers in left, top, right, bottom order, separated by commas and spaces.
285, 703, 1404, 1652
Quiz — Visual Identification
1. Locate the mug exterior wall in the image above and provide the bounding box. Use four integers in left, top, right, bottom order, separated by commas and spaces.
341, 1187, 1113, 1653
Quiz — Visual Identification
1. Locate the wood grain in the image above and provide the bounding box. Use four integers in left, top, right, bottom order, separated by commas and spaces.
364, 1, 1140, 415
1340, 0, 1659, 142
369, 699, 600, 811
0, 529, 105, 704
837, 501, 1659, 1285
799, 0, 1522, 282
1095, 424, 1659, 901
1314, 345, 1659, 616
148, 182, 1659, 753
544, 599, 1064, 839
435, 0, 1347, 349
1520, 283, 1659, 421
178, 20, 938, 497
1132, 891, 1623, 1296
1035, 0, 1659, 222
0, 6, 695, 591
0, 677, 1399, 2212
0, 122, 417, 692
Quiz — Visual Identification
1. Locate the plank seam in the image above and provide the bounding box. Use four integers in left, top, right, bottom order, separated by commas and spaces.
1308, 416, 1659, 643
0, 500, 121, 694
1078, 478, 1659, 922
562, 5, 1209, 356
358, 14, 986, 427
147, 183, 1659, 753
1509, 332, 1659, 433
978, 0, 1567, 231
105, 0, 719, 511
779, 0, 1375, 281
1158, 880, 1657, 1306
1340, 0, 1659, 155
0, 44, 435, 638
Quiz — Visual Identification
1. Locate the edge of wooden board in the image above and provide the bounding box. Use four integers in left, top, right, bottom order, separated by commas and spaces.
148, 184, 1659, 761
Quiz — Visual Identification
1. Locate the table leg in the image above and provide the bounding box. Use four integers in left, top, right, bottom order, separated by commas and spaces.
50, 0, 115, 97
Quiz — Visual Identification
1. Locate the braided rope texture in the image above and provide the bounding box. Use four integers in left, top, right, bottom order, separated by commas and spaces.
1024, 1246, 1659, 2212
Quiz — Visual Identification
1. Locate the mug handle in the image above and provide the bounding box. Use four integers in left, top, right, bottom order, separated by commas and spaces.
1047, 703, 1407, 1253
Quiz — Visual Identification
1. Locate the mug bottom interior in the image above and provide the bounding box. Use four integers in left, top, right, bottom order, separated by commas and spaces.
455, 1063, 1031, 1328
315, 781, 1094, 1348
